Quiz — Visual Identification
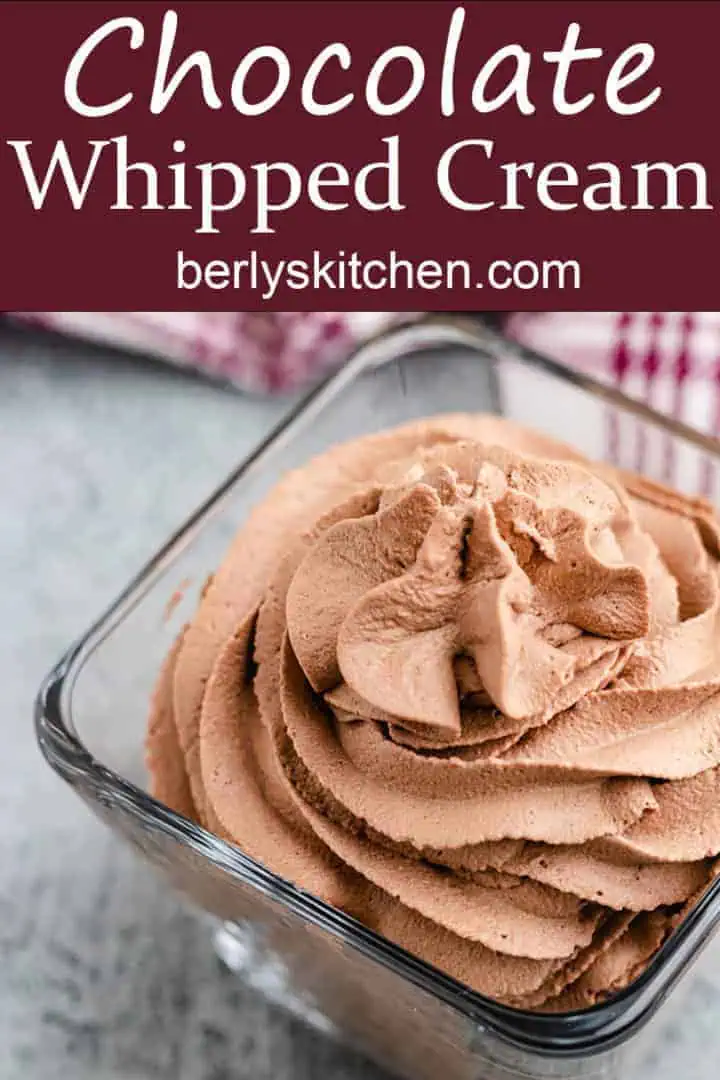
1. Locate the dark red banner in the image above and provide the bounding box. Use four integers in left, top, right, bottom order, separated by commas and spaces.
0, 1, 718, 308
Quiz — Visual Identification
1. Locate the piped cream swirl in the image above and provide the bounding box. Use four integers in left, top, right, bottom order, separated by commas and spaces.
147, 415, 720, 1010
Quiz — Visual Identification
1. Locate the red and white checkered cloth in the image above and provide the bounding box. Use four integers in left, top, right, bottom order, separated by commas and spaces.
13, 311, 416, 393
508, 312, 720, 437
507, 311, 720, 497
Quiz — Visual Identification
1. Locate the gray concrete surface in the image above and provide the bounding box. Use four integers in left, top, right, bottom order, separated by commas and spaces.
0, 326, 385, 1080
1, 324, 719, 1080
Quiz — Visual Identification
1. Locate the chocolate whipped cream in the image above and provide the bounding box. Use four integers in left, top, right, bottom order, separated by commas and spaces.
146, 415, 720, 1011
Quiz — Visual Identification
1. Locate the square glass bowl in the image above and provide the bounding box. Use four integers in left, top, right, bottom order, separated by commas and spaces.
36, 319, 720, 1080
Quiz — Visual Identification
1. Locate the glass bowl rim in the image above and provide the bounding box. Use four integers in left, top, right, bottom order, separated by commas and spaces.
35, 317, 720, 1061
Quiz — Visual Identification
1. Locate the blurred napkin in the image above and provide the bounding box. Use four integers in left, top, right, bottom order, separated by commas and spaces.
508, 311, 720, 436
13, 311, 416, 392
507, 311, 720, 497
